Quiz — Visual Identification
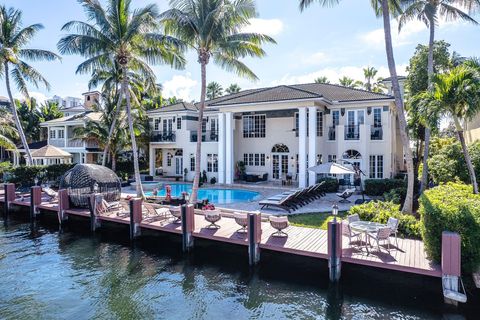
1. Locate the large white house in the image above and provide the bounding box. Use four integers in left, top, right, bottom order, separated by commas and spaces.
148, 83, 405, 188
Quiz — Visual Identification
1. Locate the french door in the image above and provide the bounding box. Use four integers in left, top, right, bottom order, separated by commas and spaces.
272, 154, 289, 179
175, 157, 183, 176
346, 110, 365, 140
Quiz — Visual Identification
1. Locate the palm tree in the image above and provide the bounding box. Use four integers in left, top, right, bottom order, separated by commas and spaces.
39, 101, 63, 122
314, 76, 330, 84
416, 65, 480, 193
399, 0, 478, 193
0, 6, 60, 165
0, 109, 18, 151
338, 76, 362, 88
363, 66, 378, 91
58, 0, 185, 197
206, 81, 224, 99
300, 0, 415, 213
225, 83, 241, 94
161, 0, 276, 203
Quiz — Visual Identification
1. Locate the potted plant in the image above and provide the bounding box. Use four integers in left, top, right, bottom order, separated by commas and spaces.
183, 167, 188, 182
236, 161, 246, 180
202, 170, 208, 184
210, 177, 217, 185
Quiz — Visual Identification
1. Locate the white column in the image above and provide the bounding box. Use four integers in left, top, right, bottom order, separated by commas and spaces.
298, 107, 307, 188
149, 146, 155, 176
64, 125, 68, 147
217, 113, 226, 184
308, 106, 317, 186
225, 112, 234, 184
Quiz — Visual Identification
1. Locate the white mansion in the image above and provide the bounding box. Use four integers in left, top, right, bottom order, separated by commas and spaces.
148, 82, 405, 188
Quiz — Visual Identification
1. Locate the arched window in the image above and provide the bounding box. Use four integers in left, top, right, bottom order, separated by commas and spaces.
271, 143, 289, 153
342, 149, 362, 159
175, 149, 183, 156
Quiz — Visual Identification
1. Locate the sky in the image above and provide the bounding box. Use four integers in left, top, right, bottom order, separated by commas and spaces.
1, 0, 479, 104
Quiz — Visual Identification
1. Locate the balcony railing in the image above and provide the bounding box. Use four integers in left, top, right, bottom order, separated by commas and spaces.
371, 125, 383, 140
191, 130, 219, 142
49, 139, 65, 148
67, 138, 84, 148
86, 140, 99, 149
328, 126, 336, 141
344, 125, 360, 140
151, 130, 176, 143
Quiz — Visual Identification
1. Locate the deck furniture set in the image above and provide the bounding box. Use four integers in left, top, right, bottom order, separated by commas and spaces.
258, 181, 326, 212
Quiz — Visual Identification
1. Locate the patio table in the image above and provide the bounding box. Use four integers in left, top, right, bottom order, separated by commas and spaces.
349, 221, 385, 254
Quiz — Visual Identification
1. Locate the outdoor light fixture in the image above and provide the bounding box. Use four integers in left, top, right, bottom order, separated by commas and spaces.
93, 182, 99, 193
332, 203, 339, 222
266, 155, 270, 161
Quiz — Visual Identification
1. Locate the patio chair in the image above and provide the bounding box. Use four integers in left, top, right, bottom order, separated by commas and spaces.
269, 216, 289, 237
386, 217, 399, 247
43, 187, 59, 202
170, 206, 182, 223
204, 209, 222, 229
233, 212, 248, 233
342, 221, 361, 245
368, 227, 392, 253
347, 214, 360, 224
336, 187, 356, 203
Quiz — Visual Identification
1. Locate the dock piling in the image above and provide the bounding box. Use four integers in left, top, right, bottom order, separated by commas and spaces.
88, 194, 102, 232
181, 204, 195, 252
328, 220, 342, 282
129, 198, 142, 240
58, 189, 69, 224
441, 232, 466, 305
248, 212, 261, 266
4, 183, 15, 218
30, 186, 42, 222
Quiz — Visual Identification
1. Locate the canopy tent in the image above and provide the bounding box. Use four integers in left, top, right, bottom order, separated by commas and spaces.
28, 145, 72, 165
308, 162, 355, 175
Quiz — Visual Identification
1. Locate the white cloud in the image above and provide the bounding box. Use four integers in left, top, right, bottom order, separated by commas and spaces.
242, 18, 284, 37
13, 91, 49, 105
162, 74, 198, 102
271, 64, 408, 86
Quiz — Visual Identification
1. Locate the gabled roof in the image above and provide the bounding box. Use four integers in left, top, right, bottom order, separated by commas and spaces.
147, 101, 197, 114
204, 83, 393, 107
30, 145, 72, 158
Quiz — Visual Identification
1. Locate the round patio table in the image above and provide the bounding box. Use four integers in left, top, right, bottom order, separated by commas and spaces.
349, 221, 385, 253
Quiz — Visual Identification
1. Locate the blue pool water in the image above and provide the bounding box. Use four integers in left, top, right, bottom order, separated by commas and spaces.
144, 183, 260, 204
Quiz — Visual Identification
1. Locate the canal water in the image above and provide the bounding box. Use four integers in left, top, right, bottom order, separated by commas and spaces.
0, 217, 479, 319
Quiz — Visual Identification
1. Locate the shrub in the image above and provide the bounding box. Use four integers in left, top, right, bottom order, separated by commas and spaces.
419, 182, 480, 272
383, 187, 406, 205
210, 177, 217, 184
348, 201, 422, 239
364, 179, 406, 196
0, 161, 12, 182
6, 163, 75, 188
317, 177, 339, 193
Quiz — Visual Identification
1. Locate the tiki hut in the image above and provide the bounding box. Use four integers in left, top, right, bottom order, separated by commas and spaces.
60, 164, 121, 208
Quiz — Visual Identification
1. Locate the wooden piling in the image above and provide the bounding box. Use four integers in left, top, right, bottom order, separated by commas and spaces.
58, 189, 69, 224
88, 194, 102, 232
441, 232, 464, 305
129, 198, 143, 240
181, 204, 194, 252
30, 186, 42, 221
248, 212, 262, 266
4, 183, 15, 217
328, 220, 342, 282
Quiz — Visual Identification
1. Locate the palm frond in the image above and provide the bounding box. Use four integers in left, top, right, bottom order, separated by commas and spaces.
19, 49, 61, 62
213, 51, 258, 80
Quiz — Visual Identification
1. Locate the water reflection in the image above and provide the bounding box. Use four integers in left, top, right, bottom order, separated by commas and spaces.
0, 221, 478, 319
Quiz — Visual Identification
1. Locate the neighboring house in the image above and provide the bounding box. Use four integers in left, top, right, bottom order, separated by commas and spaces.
148, 83, 405, 188
465, 116, 480, 144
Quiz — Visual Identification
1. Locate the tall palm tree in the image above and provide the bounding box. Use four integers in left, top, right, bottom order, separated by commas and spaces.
363, 66, 378, 91
0, 108, 18, 151
225, 83, 241, 94
300, 0, 415, 213
338, 76, 362, 88
399, 0, 478, 193
206, 81, 224, 99
39, 101, 63, 122
58, 0, 185, 197
416, 65, 480, 193
161, 0, 276, 203
314, 76, 330, 84
0, 6, 60, 165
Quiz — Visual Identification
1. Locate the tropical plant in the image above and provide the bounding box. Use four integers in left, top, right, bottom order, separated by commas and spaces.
161, 0, 276, 203
206, 81, 223, 99
58, 0, 185, 197
0, 108, 18, 150
399, 0, 478, 194
0, 5, 60, 165
314, 76, 330, 84
338, 76, 362, 88
39, 101, 63, 122
415, 65, 480, 193
16, 98, 42, 143
300, 0, 415, 214
225, 83, 241, 94
362, 66, 386, 92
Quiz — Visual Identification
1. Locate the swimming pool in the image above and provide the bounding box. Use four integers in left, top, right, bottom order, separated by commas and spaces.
144, 183, 261, 205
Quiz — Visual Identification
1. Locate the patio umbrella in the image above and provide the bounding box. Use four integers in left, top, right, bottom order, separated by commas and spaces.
308, 162, 354, 175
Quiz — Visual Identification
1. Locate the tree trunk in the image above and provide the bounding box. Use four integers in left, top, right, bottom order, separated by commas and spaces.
190, 61, 207, 204
4, 62, 33, 166
111, 152, 116, 172
381, 0, 414, 213
420, 19, 436, 193
455, 117, 478, 193
102, 83, 122, 166
122, 66, 144, 198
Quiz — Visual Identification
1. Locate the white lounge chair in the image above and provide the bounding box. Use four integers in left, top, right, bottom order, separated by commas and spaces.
336, 187, 356, 203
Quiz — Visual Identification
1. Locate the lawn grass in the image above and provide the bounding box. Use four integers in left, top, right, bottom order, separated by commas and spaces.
288, 211, 348, 230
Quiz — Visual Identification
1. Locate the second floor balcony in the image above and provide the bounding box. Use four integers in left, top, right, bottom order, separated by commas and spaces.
328, 126, 336, 141
151, 130, 176, 143
190, 130, 219, 142
344, 125, 360, 140
370, 125, 383, 140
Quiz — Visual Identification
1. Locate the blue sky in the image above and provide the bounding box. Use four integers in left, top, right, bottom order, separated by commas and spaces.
1, 0, 479, 103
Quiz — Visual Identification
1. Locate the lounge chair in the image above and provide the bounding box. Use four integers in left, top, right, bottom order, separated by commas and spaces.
170, 206, 182, 223
142, 203, 170, 222
269, 216, 289, 237
204, 209, 222, 229
43, 187, 58, 202
259, 191, 299, 213
233, 212, 248, 233
336, 187, 356, 203
368, 227, 392, 253
386, 217, 399, 247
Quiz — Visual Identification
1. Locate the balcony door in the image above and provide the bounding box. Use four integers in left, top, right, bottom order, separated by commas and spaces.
346, 110, 364, 140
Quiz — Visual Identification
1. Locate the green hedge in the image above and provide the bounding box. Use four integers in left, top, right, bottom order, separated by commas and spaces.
348, 201, 422, 239
6, 164, 75, 188
383, 187, 406, 205
419, 182, 480, 272
364, 179, 406, 196
317, 177, 339, 193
